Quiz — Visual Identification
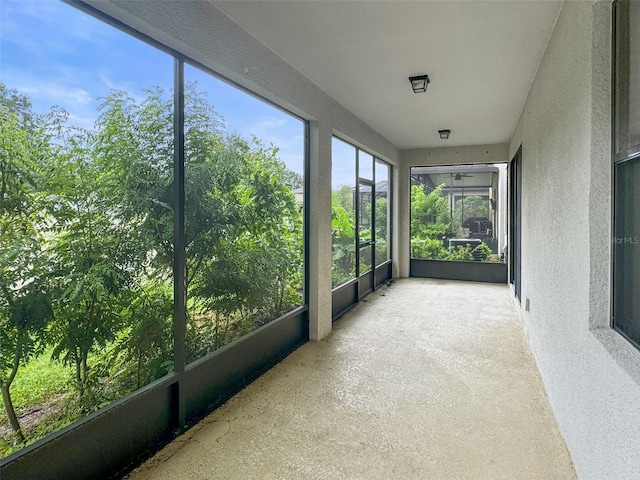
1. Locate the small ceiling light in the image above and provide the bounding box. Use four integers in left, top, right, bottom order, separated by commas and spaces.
409, 75, 430, 93
454, 173, 462, 180
438, 129, 451, 140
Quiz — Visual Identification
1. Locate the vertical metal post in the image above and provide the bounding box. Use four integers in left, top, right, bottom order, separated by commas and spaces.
388, 163, 393, 266
173, 57, 186, 430
449, 173, 453, 221
355, 149, 360, 286
461, 178, 465, 231
303, 121, 310, 309
372, 160, 376, 276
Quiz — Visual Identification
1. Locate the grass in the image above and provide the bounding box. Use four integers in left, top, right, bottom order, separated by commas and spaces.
0, 343, 157, 459
0, 347, 70, 416
0, 348, 72, 458
0, 315, 257, 459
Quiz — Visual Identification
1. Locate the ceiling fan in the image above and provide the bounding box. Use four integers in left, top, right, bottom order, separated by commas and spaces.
453, 173, 473, 180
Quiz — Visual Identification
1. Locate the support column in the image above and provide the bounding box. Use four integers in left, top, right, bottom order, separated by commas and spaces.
308, 121, 333, 341
397, 159, 411, 278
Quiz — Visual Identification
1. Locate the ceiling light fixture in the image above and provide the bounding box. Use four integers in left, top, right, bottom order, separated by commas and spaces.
409, 75, 430, 93
438, 129, 451, 140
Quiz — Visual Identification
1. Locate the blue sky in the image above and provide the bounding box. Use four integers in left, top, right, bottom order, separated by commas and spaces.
332, 137, 388, 189
0, 0, 305, 175
332, 138, 356, 189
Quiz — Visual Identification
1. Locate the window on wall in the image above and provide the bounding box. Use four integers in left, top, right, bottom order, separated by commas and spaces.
410, 165, 502, 262
182, 63, 306, 363
0, 0, 306, 456
613, 0, 640, 347
331, 138, 357, 288
357, 151, 374, 281
0, 0, 174, 455
331, 137, 392, 290
375, 160, 390, 266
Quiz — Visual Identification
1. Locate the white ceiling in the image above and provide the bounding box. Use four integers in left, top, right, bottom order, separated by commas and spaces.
213, 0, 562, 150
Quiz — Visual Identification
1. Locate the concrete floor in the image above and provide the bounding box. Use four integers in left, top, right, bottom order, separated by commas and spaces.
125, 278, 576, 480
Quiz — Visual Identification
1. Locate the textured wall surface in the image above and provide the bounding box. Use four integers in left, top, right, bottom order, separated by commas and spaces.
509, 2, 640, 478
83, 0, 400, 341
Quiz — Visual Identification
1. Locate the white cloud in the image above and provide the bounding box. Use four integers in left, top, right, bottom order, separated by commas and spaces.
98, 73, 117, 91
20, 81, 93, 107
4, 0, 59, 25
235, 116, 305, 174
2, 69, 97, 127
247, 116, 304, 150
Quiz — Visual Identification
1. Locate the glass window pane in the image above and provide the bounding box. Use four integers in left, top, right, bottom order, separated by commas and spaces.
183, 63, 305, 363
359, 150, 374, 181
410, 166, 499, 262
332, 138, 356, 288
614, 0, 640, 350
358, 182, 372, 244
0, 0, 173, 456
614, 158, 640, 344
615, 0, 640, 155
375, 161, 390, 266
630, 1, 640, 147
359, 245, 373, 275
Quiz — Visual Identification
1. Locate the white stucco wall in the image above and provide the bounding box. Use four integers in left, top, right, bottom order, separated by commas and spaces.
83, 0, 400, 341
509, 1, 640, 478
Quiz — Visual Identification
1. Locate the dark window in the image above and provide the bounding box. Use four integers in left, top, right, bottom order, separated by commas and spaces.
613, 0, 640, 346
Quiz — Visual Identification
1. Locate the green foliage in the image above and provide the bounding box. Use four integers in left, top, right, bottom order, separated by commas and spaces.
1, 347, 68, 411
0, 86, 58, 442
472, 242, 493, 262
446, 245, 474, 262
0, 80, 305, 454
117, 285, 173, 390
332, 185, 354, 216
411, 238, 448, 260
410, 183, 450, 260
0, 349, 69, 456
451, 195, 490, 230
331, 199, 356, 287
374, 196, 389, 266
410, 181, 497, 263
410, 184, 450, 240
459, 195, 490, 218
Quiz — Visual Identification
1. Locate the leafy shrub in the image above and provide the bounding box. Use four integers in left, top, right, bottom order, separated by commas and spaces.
472, 242, 493, 262
411, 237, 448, 259
445, 245, 474, 262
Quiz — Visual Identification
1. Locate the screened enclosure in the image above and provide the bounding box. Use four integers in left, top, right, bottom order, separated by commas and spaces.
0, 1, 307, 473
409, 165, 507, 283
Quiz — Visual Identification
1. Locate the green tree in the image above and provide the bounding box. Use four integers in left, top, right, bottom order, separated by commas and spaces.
331, 201, 356, 287
375, 197, 388, 239
0, 80, 305, 442
0, 85, 55, 442
332, 185, 354, 215
187, 135, 303, 355
91, 84, 303, 361
279, 166, 303, 189
452, 195, 490, 228
331, 185, 356, 286
117, 284, 173, 390
410, 184, 450, 240
46, 126, 142, 399
374, 196, 388, 265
